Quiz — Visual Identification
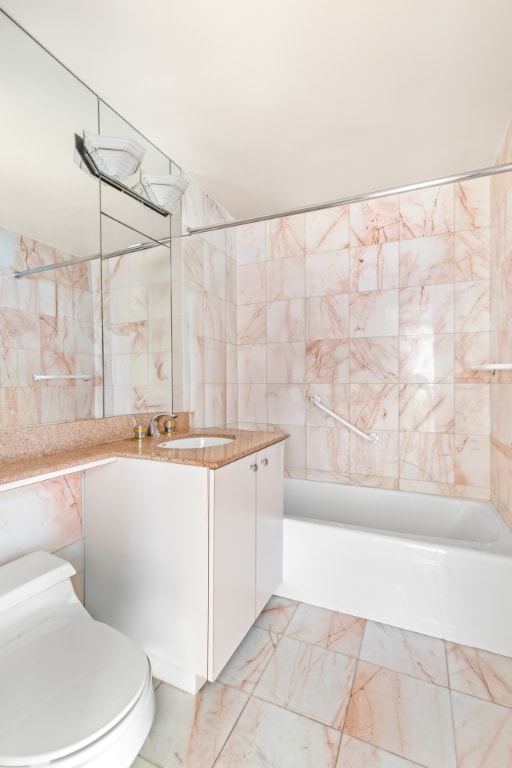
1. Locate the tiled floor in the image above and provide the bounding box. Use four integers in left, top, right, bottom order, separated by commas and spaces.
131, 596, 512, 767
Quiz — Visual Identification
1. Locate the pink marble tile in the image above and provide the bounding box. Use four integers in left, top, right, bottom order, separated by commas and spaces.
399, 234, 454, 288
254, 596, 299, 634
306, 294, 349, 340
454, 280, 490, 333
454, 229, 490, 281
237, 344, 266, 384
399, 185, 454, 239
237, 383, 268, 425
305, 205, 350, 253
350, 196, 400, 246
454, 434, 490, 488
399, 334, 454, 384
350, 337, 399, 383
266, 384, 306, 426
216, 697, 341, 767
451, 690, 512, 768
399, 432, 454, 484
236, 221, 267, 264
360, 622, 448, 686
349, 242, 399, 293
237, 262, 266, 305
455, 384, 490, 435
306, 425, 350, 474
447, 642, 512, 707
285, 604, 365, 658
0, 473, 82, 566
350, 290, 399, 337
140, 680, 248, 768
350, 431, 400, 479
305, 250, 350, 297
399, 284, 454, 336
454, 331, 491, 382
268, 214, 306, 259
306, 340, 350, 383
399, 384, 454, 433
345, 661, 456, 767
455, 177, 491, 230
266, 255, 305, 300
237, 303, 266, 344
349, 383, 399, 432
267, 299, 305, 343
267, 342, 305, 383
337, 734, 424, 767
217, 627, 280, 693
254, 635, 356, 728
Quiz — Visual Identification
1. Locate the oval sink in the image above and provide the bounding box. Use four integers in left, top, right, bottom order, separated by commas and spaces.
158, 436, 235, 449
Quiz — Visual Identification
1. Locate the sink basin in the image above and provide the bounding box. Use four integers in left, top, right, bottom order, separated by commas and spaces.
158, 436, 235, 449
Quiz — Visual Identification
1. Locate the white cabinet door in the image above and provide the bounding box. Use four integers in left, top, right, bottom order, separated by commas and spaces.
255, 441, 284, 616
208, 454, 257, 680
84, 458, 209, 689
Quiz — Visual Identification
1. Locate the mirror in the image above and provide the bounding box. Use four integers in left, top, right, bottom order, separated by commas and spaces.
0, 10, 178, 429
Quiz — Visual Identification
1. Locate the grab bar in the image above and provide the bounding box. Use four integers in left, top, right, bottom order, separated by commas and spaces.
32, 373, 92, 382
310, 394, 380, 445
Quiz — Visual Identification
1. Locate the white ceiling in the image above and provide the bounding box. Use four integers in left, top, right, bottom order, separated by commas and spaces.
3, 0, 512, 221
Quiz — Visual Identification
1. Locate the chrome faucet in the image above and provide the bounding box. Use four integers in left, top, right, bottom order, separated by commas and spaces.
147, 412, 177, 437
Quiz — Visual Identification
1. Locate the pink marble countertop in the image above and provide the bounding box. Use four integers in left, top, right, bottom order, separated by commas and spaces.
0, 427, 288, 488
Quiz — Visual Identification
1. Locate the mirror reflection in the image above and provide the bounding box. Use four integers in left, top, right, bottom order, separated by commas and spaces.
0, 11, 179, 430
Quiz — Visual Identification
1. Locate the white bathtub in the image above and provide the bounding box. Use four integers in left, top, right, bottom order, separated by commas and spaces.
276, 479, 512, 656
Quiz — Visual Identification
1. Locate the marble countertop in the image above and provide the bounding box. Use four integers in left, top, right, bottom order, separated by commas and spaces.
0, 427, 288, 489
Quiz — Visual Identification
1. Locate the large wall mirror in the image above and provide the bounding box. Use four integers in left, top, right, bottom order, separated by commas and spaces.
0, 11, 178, 429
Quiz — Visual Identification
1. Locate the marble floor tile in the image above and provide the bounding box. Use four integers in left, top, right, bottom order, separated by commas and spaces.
254, 635, 356, 728
130, 758, 155, 768
285, 602, 366, 657
139, 680, 248, 768
360, 620, 448, 685
451, 689, 512, 767
345, 660, 457, 767
217, 626, 280, 693
254, 594, 299, 634
447, 641, 512, 707
337, 734, 425, 767
215, 697, 341, 768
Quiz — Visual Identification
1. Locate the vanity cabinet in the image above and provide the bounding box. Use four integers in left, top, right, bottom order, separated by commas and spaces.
83, 440, 284, 693
208, 441, 284, 679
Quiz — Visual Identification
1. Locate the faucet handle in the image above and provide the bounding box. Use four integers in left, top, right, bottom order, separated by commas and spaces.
147, 412, 177, 437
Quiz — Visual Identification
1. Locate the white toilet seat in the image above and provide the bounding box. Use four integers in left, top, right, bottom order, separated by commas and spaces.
0, 609, 153, 767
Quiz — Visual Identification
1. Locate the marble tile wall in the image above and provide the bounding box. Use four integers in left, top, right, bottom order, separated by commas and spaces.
236, 179, 492, 499
0, 227, 101, 427
102, 244, 173, 416
490, 117, 512, 528
179, 176, 238, 428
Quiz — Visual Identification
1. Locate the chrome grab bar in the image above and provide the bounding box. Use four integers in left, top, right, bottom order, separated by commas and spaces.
32, 373, 92, 382
310, 394, 379, 445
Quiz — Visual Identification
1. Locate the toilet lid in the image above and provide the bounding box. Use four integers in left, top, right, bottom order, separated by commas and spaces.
0, 611, 149, 766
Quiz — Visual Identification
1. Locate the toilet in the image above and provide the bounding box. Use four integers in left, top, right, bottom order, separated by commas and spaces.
0, 550, 155, 768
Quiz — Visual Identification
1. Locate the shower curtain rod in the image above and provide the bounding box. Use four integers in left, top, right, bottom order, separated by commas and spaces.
186, 160, 512, 236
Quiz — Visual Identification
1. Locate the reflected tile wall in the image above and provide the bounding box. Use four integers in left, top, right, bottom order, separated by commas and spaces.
0, 227, 100, 427
236, 177, 492, 499
490, 116, 512, 528
179, 187, 237, 428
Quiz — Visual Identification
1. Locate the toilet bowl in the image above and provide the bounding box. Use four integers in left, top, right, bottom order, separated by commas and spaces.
0, 551, 155, 768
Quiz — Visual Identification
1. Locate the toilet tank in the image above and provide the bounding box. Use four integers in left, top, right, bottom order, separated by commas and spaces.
0, 551, 80, 643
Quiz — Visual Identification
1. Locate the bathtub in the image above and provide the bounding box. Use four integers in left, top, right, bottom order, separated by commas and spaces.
276, 479, 512, 656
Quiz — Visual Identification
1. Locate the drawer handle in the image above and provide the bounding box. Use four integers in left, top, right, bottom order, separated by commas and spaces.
260, 457, 268, 466
249, 463, 259, 472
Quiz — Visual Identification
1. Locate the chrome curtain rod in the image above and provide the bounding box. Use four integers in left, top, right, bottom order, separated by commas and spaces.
12, 236, 172, 279
186, 160, 512, 236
